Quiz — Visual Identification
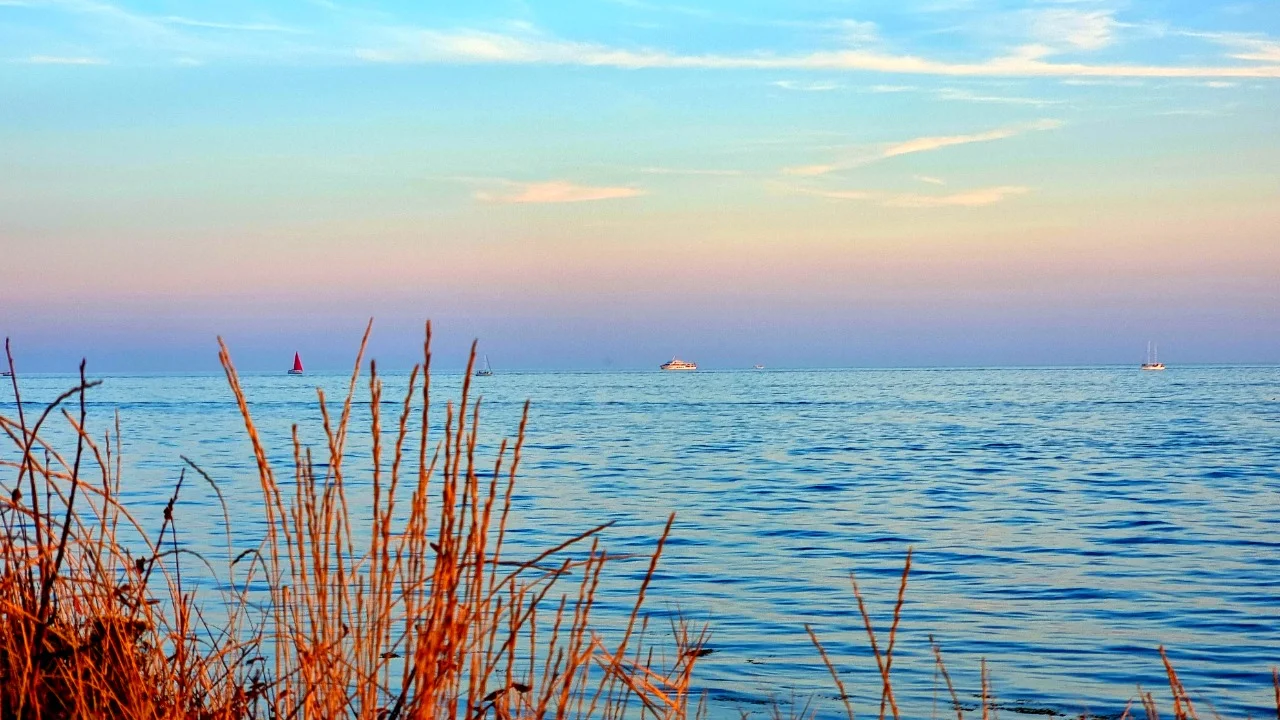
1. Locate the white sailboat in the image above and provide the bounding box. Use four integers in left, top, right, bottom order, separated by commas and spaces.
1141, 342, 1166, 371
475, 355, 494, 377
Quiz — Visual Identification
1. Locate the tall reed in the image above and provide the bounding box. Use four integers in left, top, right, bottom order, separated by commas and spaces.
0, 326, 709, 719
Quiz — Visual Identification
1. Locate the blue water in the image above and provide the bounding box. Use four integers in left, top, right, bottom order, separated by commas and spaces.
3, 366, 1279, 718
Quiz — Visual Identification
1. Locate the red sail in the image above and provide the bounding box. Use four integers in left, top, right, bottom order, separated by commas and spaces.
292, 352, 303, 372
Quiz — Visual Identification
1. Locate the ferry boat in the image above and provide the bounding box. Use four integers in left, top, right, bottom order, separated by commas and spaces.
475, 355, 493, 377
1141, 342, 1165, 371
660, 357, 697, 371
288, 352, 304, 375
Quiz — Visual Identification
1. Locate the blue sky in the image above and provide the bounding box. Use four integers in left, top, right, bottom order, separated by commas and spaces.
1, 1, 1278, 370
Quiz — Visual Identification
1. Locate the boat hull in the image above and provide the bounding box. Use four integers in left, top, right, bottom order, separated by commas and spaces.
287, 370, 304, 375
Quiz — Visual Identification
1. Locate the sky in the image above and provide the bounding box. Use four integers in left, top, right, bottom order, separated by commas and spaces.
1, 0, 1278, 371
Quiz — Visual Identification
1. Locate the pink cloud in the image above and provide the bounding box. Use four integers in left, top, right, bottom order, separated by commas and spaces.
477, 180, 646, 204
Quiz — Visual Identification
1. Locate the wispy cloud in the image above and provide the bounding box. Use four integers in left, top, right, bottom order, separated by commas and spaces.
772, 79, 841, 91
1026, 9, 1119, 51
22, 54, 107, 65
1187, 31, 1280, 63
476, 180, 646, 204
16, 0, 323, 64
162, 16, 305, 34
639, 167, 743, 176
354, 26, 1280, 78
886, 119, 1062, 157
1060, 78, 1145, 86
800, 185, 1029, 208
914, 175, 947, 185
1156, 108, 1230, 117
867, 84, 917, 92
783, 119, 1063, 176
936, 87, 1064, 106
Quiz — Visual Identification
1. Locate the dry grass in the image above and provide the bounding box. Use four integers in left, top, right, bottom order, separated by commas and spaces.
805, 552, 1280, 720
1, 326, 1277, 720
1, 325, 708, 719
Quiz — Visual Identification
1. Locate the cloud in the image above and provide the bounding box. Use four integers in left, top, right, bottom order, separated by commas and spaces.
867, 84, 917, 92
354, 27, 1280, 78
914, 175, 947, 185
783, 164, 841, 177
639, 167, 743, 176
884, 119, 1061, 157
162, 16, 305, 33
772, 80, 840, 91
1187, 32, 1280, 63
1156, 108, 1228, 117
1027, 9, 1119, 51
1060, 78, 1144, 86
801, 185, 1029, 208
831, 19, 879, 45
23, 54, 107, 64
936, 87, 1064, 106
476, 181, 646, 204
783, 119, 1063, 176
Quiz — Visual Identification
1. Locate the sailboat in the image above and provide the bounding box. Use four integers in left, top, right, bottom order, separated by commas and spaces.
1141, 342, 1166, 371
475, 355, 493, 377
288, 352, 304, 375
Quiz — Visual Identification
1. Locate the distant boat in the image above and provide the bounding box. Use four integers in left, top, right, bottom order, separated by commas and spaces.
660, 357, 697, 371
753, 364, 765, 370
1141, 341, 1166, 371
288, 352, 304, 375
0, 371, 10, 378
475, 355, 493, 377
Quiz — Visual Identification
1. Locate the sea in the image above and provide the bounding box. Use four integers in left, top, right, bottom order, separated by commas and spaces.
3, 365, 1279, 719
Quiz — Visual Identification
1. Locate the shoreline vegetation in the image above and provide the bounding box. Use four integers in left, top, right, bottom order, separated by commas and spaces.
2, 323, 1277, 720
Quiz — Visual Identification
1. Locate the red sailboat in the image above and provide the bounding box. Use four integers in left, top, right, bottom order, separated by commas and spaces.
288, 352, 304, 375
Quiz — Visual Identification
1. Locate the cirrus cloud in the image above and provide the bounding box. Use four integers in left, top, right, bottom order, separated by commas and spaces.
800, 185, 1030, 208
355, 26, 1280, 79
22, 54, 108, 64
476, 180, 646, 204
783, 119, 1063, 176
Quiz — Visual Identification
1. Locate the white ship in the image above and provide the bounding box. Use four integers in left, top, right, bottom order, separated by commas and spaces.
660, 357, 697, 371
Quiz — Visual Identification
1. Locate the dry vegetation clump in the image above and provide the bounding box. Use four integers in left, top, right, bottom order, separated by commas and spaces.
1, 324, 1277, 720
1, 325, 709, 719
